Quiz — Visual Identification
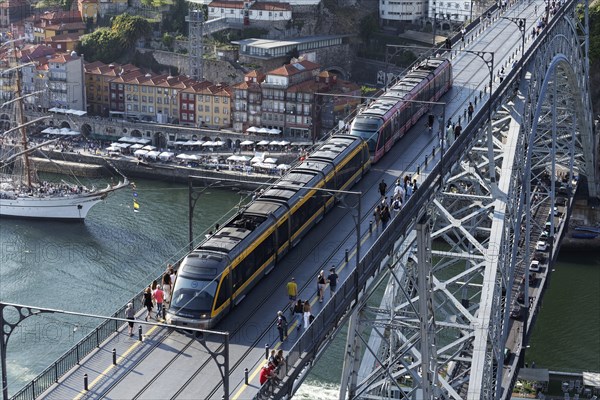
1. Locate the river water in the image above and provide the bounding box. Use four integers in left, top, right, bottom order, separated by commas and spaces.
0, 178, 597, 397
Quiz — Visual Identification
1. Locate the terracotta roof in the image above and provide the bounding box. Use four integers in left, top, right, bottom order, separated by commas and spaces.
268, 60, 320, 76
46, 32, 82, 43
286, 79, 325, 93
208, 0, 244, 8
40, 11, 82, 21
47, 53, 80, 63
84, 61, 141, 77
44, 22, 86, 31
18, 44, 56, 61
182, 81, 214, 93
250, 2, 291, 11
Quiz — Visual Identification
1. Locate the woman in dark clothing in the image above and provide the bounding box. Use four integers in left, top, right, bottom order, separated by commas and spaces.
143, 286, 153, 321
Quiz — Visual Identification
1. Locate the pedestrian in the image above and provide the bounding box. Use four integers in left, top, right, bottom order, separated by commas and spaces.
303, 300, 312, 330
406, 182, 413, 200
392, 197, 402, 213
272, 349, 285, 378
276, 310, 288, 341
327, 267, 338, 295
143, 286, 153, 321
268, 349, 278, 368
125, 302, 135, 336
378, 179, 387, 197
373, 205, 381, 227
287, 277, 298, 311
154, 284, 164, 320
413, 179, 418, 191
259, 363, 276, 385
380, 204, 391, 229
427, 113, 435, 131
168, 264, 176, 285
381, 196, 389, 208
446, 121, 454, 144
393, 180, 405, 203
468, 102, 474, 122
317, 270, 326, 302
454, 122, 462, 138
461, 27, 466, 41
162, 271, 172, 303
294, 299, 304, 330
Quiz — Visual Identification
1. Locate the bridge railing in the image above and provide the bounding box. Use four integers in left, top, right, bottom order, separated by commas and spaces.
9, 243, 196, 400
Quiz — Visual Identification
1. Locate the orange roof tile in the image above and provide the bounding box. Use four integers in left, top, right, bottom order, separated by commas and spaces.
250, 2, 291, 11
208, 0, 244, 8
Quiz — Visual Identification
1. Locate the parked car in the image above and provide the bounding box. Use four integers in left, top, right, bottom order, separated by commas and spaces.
530, 260, 541, 273
536, 240, 549, 252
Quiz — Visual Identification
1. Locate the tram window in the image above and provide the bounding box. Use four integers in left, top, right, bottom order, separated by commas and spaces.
292, 196, 317, 232
214, 273, 231, 310
276, 219, 289, 247
253, 230, 276, 268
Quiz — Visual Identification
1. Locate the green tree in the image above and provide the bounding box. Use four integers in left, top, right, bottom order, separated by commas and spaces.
111, 14, 152, 49
359, 12, 379, 43
78, 28, 122, 62
162, 32, 175, 50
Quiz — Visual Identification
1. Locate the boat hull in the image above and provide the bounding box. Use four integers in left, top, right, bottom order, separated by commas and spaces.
0, 181, 128, 220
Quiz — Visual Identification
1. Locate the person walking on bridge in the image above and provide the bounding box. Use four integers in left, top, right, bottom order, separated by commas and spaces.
294, 299, 304, 330
378, 179, 387, 197
287, 277, 298, 312
125, 303, 135, 337
276, 311, 288, 341
143, 286, 154, 321
303, 300, 312, 330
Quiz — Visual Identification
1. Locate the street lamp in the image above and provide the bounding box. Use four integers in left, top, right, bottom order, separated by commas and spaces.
501, 16, 526, 55
188, 177, 223, 251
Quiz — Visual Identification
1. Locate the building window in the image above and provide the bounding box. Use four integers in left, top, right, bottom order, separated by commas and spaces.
214, 106, 219, 113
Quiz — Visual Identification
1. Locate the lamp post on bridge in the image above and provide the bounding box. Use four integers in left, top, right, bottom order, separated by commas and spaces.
188, 178, 225, 251
501, 16, 527, 55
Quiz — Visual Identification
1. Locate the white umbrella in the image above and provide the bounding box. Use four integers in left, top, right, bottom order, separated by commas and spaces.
117, 142, 131, 148
134, 149, 149, 156
238, 155, 251, 162
192, 140, 205, 146
159, 152, 174, 161
202, 141, 215, 147
240, 140, 254, 146
276, 164, 291, 170
269, 140, 281, 145
176, 154, 190, 160
106, 146, 120, 152
246, 126, 259, 133
279, 140, 291, 146
257, 140, 270, 146
130, 144, 144, 149
136, 138, 151, 144
187, 154, 199, 160
269, 128, 281, 135
250, 156, 263, 164
214, 141, 224, 146
146, 150, 161, 159
227, 155, 241, 161
258, 128, 270, 134
142, 145, 156, 151
264, 157, 278, 164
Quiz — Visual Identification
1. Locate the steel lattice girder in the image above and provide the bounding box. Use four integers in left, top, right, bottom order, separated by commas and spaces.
346, 0, 595, 398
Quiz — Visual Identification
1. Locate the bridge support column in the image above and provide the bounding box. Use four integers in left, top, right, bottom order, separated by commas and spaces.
416, 214, 438, 399
339, 308, 361, 400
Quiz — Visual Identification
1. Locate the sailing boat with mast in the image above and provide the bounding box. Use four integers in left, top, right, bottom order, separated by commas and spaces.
0, 39, 129, 220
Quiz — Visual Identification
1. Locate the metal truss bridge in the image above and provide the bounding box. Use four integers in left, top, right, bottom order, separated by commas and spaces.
6, 0, 597, 399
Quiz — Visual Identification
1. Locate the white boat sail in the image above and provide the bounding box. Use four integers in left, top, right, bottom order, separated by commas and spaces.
0, 39, 128, 220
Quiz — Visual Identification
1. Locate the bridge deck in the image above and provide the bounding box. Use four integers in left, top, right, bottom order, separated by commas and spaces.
38, 1, 558, 398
